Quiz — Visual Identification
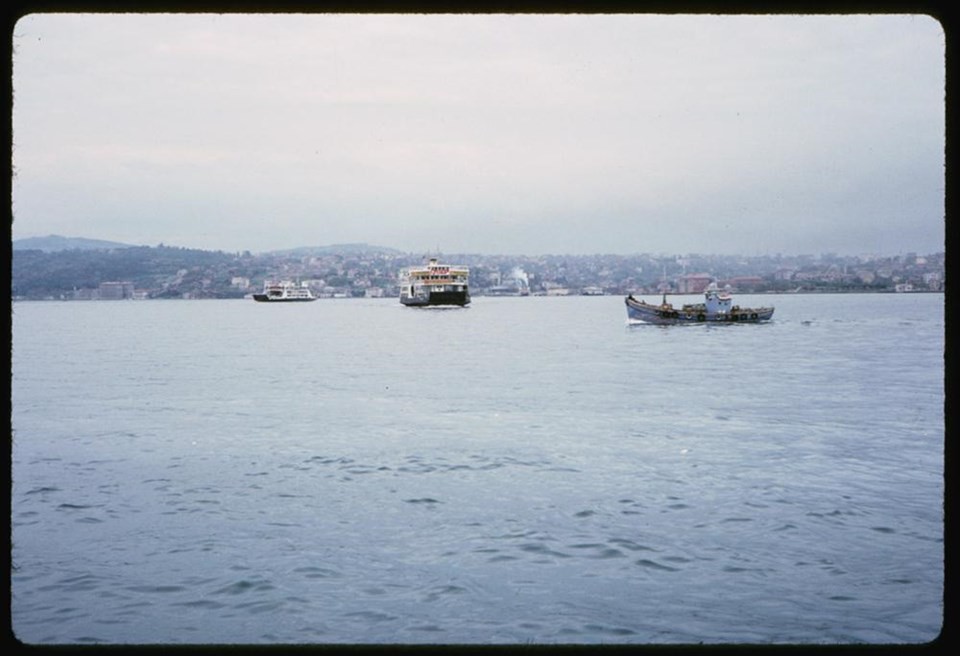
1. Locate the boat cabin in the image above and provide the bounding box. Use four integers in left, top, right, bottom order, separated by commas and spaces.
704, 282, 733, 315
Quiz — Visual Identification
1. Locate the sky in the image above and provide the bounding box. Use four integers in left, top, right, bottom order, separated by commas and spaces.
10, 12, 946, 256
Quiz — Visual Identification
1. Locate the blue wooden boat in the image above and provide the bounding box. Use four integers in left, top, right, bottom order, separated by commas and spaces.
625, 282, 773, 324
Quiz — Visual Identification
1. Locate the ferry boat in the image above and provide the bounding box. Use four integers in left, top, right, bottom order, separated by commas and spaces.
399, 258, 470, 307
253, 280, 316, 302
625, 282, 773, 324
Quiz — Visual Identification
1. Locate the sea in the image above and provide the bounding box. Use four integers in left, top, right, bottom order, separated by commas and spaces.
10, 292, 945, 646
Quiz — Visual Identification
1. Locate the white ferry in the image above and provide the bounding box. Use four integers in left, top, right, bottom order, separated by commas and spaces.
399, 258, 470, 307
252, 280, 316, 302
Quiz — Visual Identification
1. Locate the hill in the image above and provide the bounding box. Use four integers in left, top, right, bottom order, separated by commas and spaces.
266, 243, 402, 256
12, 234, 141, 252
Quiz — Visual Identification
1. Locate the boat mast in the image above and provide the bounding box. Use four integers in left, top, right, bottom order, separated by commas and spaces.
660, 264, 668, 305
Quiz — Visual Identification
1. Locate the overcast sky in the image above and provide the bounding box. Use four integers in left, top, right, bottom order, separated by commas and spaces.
11, 13, 945, 256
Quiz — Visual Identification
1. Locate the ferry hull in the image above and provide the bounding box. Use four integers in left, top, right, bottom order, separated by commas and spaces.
625, 296, 773, 324
400, 290, 470, 307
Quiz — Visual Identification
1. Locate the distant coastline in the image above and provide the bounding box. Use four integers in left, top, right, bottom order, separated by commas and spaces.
11, 236, 945, 301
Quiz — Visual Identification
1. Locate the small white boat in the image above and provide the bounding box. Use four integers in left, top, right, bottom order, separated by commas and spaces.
252, 280, 316, 302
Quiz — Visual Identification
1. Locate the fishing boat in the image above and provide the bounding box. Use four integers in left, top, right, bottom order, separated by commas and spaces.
625, 282, 773, 324
252, 280, 316, 302
399, 258, 470, 307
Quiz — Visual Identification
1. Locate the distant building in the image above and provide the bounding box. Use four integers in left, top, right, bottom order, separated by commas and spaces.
73, 288, 96, 301
921, 273, 942, 291
98, 281, 134, 300
726, 276, 765, 292
677, 274, 712, 294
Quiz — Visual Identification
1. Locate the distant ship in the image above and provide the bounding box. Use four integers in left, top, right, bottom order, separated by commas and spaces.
253, 280, 316, 302
486, 268, 530, 296
399, 258, 470, 307
486, 281, 530, 297
625, 282, 773, 324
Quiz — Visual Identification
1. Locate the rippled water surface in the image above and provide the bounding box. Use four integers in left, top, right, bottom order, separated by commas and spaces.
11, 293, 944, 645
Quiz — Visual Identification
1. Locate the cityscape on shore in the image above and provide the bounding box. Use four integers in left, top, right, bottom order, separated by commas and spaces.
11, 236, 946, 301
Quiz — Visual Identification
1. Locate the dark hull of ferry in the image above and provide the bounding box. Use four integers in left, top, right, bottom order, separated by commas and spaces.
252, 294, 316, 303
400, 290, 471, 307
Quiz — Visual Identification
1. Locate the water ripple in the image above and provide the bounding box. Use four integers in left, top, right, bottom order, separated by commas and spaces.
635, 559, 680, 572
10, 294, 944, 645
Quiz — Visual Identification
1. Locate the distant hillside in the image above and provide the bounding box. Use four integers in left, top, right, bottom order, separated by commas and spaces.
13, 234, 140, 252
267, 243, 403, 256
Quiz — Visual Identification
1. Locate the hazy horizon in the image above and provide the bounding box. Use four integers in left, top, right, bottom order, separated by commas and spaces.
12, 232, 945, 259
11, 13, 945, 257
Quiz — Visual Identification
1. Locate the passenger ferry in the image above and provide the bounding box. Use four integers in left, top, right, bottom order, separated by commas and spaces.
399, 258, 470, 307
252, 280, 316, 302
